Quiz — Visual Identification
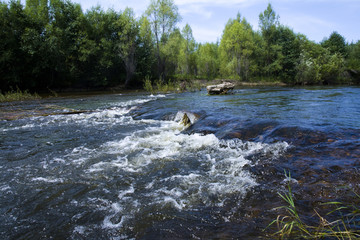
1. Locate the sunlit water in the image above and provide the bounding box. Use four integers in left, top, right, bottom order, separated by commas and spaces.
1, 87, 360, 239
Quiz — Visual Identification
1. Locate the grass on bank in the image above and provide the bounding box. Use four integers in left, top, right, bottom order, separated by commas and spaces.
143, 77, 202, 94
266, 172, 360, 239
0, 89, 41, 102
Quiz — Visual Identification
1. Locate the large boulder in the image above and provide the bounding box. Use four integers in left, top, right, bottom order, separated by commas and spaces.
206, 82, 235, 95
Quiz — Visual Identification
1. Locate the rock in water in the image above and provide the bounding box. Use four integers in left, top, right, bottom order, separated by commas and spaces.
175, 111, 201, 127
181, 113, 191, 126
206, 82, 235, 95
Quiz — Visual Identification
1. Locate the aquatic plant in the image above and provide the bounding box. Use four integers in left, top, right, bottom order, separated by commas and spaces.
266, 172, 360, 239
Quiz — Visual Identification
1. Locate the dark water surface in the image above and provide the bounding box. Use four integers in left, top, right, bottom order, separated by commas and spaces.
1, 87, 360, 239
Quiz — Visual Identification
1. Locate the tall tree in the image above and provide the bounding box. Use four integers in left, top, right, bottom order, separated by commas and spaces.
84, 7, 124, 88
259, 3, 279, 43
259, 3, 283, 77
347, 41, 360, 70
117, 8, 139, 87
276, 26, 301, 83
197, 42, 219, 79
47, 0, 86, 88
162, 28, 183, 78
322, 31, 347, 56
178, 24, 196, 76
346, 41, 360, 82
0, 0, 28, 90
219, 15, 255, 80
137, 16, 155, 80
146, 0, 181, 81
25, 0, 49, 25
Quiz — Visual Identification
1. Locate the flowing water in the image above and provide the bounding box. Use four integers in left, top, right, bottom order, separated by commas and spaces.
1, 87, 360, 239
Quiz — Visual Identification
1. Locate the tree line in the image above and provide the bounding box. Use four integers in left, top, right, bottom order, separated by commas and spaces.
1, 0, 360, 92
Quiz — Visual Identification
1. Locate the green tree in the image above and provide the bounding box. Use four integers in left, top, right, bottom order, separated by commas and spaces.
178, 23, 196, 77
322, 31, 347, 56
296, 37, 326, 84
197, 42, 219, 79
25, 0, 49, 25
162, 28, 183, 78
295, 52, 321, 85
276, 26, 301, 83
117, 8, 139, 87
346, 41, 360, 82
136, 16, 155, 81
347, 41, 360, 70
258, 3, 283, 77
296, 37, 345, 85
219, 15, 255, 80
146, 0, 181, 81
84, 7, 124, 88
259, 3, 279, 44
320, 51, 345, 84
0, 0, 27, 90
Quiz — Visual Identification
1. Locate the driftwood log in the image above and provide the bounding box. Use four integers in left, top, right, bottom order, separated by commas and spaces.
206, 82, 235, 95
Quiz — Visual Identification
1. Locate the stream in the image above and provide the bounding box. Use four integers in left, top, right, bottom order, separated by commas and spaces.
1, 87, 360, 239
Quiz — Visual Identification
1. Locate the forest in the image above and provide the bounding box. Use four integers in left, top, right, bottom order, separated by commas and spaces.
1, 0, 360, 92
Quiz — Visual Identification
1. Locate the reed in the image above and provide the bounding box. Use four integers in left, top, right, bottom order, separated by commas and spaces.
266, 172, 360, 239
143, 78, 182, 93
0, 88, 41, 102
143, 76, 154, 94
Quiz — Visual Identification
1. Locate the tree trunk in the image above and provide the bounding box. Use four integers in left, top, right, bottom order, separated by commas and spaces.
124, 49, 136, 88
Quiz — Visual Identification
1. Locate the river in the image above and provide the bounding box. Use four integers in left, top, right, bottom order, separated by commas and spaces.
1, 87, 359, 239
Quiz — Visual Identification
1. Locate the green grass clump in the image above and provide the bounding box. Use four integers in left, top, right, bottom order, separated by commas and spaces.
266, 171, 360, 239
0, 88, 41, 102
143, 76, 154, 94
155, 79, 178, 93
143, 78, 182, 93
143, 77, 204, 94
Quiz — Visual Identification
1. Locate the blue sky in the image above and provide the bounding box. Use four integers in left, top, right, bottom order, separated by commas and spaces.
24, 0, 360, 44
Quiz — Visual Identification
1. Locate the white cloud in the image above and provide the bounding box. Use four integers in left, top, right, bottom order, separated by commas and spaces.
179, 4, 213, 19
20, 0, 360, 43
189, 24, 223, 43
283, 14, 335, 29
175, 0, 260, 16
281, 13, 339, 42
174, 0, 262, 6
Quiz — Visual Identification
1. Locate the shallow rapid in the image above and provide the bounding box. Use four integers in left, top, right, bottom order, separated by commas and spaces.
1, 87, 359, 239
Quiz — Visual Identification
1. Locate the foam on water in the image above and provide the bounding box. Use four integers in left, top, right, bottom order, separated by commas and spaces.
28, 108, 289, 238
66, 116, 289, 236
32, 177, 64, 183
0, 185, 11, 192
1, 94, 290, 239
1, 94, 166, 132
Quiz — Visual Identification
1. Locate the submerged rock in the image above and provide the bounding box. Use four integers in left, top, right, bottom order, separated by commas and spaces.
207, 82, 235, 95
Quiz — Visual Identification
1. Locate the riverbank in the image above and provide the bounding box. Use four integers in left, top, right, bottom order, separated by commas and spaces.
142, 78, 288, 94
195, 79, 288, 90
2, 78, 356, 103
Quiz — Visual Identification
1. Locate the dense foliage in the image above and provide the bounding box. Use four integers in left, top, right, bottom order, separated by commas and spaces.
1, 0, 359, 92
